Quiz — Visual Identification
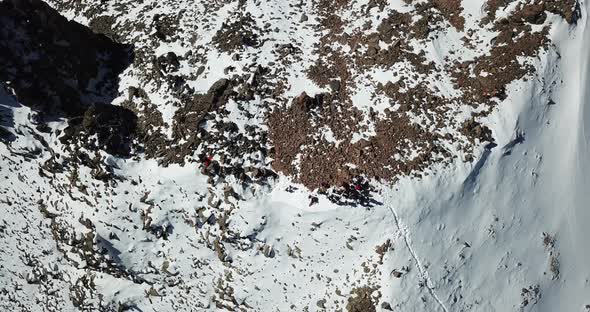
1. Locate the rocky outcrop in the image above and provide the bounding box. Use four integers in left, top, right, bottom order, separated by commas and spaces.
0, 0, 135, 156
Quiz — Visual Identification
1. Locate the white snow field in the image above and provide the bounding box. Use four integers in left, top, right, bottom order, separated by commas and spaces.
1, 0, 590, 311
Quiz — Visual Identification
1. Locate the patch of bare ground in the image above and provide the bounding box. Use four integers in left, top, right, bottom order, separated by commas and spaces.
430, 0, 465, 30
268, 0, 579, 190
120, 87, 168, 159
268, 3, 466, 189
315, 0, 351, 13
542, 232, 560, 280
268, 92, 442, 190
212, 13, 261, 52
346, 286, 379, 312
452, 2, 566, 106
484, 0, 580, 25
167, 78, 235, 163
120, 65, 279, 190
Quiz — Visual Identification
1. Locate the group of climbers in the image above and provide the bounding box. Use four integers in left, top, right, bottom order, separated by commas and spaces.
198, 153, 218, 176
197, 152, 278, 186
481, 86, 507, 100
326, 176, 375, 207
199, 153, 374, 207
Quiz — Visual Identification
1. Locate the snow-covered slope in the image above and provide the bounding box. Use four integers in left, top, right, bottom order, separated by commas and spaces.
383, 12, 590, 311
1, 0, 589, 311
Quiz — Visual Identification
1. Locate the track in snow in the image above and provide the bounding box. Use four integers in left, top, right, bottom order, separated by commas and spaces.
386, 203, 449, 312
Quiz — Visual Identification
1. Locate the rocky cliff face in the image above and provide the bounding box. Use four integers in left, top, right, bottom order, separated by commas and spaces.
0, 0, 135, 156
1, 0, 588, 311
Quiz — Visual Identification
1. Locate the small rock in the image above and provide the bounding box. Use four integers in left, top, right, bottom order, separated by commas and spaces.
329, 80, 341, 92
381, 302, 393, 311
196, 65, 206, 76
262, 244, 275, 258
392, 269, 403, 278
224, 66, 235, 74
309, 196, 319, 206
109, 232, 120, 241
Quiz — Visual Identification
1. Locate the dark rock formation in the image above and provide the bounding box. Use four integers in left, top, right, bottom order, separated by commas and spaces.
0, 0, 135, 156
